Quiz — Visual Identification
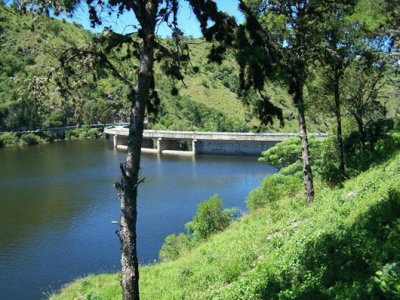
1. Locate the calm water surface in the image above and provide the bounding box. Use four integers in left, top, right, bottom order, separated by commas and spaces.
0, 140, 275, 300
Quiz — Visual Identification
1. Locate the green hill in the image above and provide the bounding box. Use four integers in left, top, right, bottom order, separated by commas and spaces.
0, 4, 251, 132
0, 4, 333, 134
49, 131, 400, 299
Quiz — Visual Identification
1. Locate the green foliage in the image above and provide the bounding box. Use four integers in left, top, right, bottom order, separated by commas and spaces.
259, 122, 400, 186
342, 126, 400, 177
259, 137, 301, 168
247, 172, 303, 211
185, 195, 232, 241
0, 131, 56, 147
65, 125, 101, 139
0, 131, 56, 146
259, 136, 323, 169
42, 111, 66, 128
159, 233, 191, 262
0, 132, 18, 146
369, 262, 400, 298
160, 196, 239, 262
49, 274, 121, 300
20, 132, 42, 145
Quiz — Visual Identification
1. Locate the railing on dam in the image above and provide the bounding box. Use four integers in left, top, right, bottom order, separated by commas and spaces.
104, 126, 327, 156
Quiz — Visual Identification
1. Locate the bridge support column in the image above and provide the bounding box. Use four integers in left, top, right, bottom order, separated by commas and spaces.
192, 139, 197, 155
113, 135, 118, 148
157, 138, 162, 154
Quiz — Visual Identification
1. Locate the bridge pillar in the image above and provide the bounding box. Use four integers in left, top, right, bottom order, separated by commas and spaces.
113, 135, 118, 148
157, 138, 162, 154
192, 139, 197, 155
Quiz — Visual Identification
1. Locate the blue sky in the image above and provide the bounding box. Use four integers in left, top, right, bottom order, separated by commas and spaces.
69, 1, 243, 37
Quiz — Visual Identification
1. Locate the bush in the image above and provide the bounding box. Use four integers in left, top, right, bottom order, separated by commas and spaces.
0, 132, 19, 146
65, 125, 101, 139
185, 195, 232, 241
259, 137, 301, 169
37, 130, 56, 143
159, 233, 191, 262
42, 111, 66, 128
259, 137, 323, 170
159, 196, 238, 261
369, 262, 400, 298
20, 133, 42, 145
247, 172, 303, 211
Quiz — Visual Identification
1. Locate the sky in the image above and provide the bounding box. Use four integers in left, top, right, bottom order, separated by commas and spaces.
69, 1, 244, 37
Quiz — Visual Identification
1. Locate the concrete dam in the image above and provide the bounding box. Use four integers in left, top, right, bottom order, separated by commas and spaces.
104, 126, 327, 156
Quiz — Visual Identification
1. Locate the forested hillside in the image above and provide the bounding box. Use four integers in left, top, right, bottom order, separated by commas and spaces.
0, 3, 250, 132
0, 3, 374, 134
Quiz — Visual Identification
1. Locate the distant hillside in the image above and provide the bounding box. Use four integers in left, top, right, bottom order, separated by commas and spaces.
0, 4, 325, 134
1, 4, 396, 134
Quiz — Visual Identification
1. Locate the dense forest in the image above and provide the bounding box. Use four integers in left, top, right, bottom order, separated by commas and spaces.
1, 0, 399, 299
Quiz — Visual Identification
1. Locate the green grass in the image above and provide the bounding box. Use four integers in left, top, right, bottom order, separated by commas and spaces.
50, 145, 400, 299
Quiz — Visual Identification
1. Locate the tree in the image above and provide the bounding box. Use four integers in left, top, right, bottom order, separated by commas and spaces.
315, 0, 356, 180
342, 55, 387, 149
384, 0, 400, 50
236, 0, 334, 205
185, 194, 232, 240
309, 0, 391, 180
9, 1, 236, 299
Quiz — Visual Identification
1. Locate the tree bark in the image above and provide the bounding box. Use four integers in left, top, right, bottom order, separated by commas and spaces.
334, 70, 345, 180
115, 3, 156, 299
354, 113, 366, 150
293, 75, 314, 206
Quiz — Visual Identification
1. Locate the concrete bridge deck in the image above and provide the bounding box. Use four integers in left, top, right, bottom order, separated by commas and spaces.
104, 126, 327, 156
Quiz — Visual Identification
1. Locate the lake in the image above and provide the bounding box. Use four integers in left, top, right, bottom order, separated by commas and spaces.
0, 139, 275, 300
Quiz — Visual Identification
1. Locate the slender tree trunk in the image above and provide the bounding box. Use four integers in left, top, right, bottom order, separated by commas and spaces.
334, 71, 345, 180
293, 76, 314, 206
115, 11, 156, 300
354, 113, 366, 150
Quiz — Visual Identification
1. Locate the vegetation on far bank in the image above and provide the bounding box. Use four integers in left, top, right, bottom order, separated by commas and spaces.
0, 125, 103, 147
50, 127, 400, 299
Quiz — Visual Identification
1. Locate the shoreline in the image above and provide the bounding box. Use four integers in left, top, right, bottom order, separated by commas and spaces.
0, 127, 104, 148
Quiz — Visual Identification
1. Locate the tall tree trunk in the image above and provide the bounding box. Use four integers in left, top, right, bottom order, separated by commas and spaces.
334, 71, 345, 180
115, 12, 156, 300
293, 76, 314, 206
354, 113, 366, 150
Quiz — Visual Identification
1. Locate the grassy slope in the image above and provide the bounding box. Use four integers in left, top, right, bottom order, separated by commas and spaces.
51, 145, 400, 299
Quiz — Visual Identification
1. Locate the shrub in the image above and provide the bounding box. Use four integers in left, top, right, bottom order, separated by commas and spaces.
159, 233, 191, 262
369, 262, 400, 298
247, 173, 303, 211
259, 137, 323, 170
185, 195, 232, 240
20, 133, 42, 145
42, 111, 66, 128
259, 137, 301, 169
38, 131, 56, 143
0, 132, 19, 146
65, 125, 101, 139
160, 196, 238, 261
